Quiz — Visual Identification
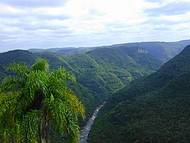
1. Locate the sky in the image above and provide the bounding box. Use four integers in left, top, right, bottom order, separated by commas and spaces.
0, 0, 190, 52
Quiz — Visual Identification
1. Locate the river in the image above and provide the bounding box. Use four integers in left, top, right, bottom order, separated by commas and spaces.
79, 102, 106, 143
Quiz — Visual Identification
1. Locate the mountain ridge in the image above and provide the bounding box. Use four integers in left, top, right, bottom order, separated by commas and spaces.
29, 39, 190, 62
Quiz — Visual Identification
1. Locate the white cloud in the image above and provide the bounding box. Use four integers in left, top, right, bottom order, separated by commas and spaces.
159, 11, 190, 22
0, 0, 190, 52
0, 3, 25, 15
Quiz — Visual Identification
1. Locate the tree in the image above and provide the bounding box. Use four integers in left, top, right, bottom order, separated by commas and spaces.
0, 59, 85, 143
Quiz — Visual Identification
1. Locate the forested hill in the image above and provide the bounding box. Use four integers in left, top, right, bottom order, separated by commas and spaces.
63, 46, 161, 97
30, 39, 190, 62
0, 46, 161, 120
0, 39, 189, 123
113, 40, 190, 62
0, 41, 189, 143
0, 50, 36, 79
89, 45, 190, 143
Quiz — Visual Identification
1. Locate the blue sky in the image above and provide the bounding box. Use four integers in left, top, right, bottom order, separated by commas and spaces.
0, 0, 190, 52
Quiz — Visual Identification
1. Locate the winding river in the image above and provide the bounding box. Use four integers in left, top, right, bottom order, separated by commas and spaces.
79, 102, 105, 143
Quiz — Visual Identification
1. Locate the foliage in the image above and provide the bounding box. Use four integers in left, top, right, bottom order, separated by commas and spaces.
89, 45, 190, 143
30, 40, 190, 62
0, 59, 84, 143
0, 46, 161, 122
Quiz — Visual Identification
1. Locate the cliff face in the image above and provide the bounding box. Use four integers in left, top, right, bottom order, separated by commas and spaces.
137, 48, 148, 54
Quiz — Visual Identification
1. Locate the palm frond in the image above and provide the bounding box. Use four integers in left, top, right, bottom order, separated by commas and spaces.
32, 58, 49, 72
0, 59, 85, 143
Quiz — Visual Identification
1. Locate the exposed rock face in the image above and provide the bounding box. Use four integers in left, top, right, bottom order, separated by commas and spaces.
137, 48, 148, 54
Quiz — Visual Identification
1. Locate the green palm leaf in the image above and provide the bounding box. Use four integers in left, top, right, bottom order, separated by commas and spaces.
0, 59, 85, 143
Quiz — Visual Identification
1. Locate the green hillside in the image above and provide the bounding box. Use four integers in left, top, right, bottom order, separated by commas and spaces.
118, 41, 185, 62
30, 39, 190, 62
0, 50, 36, 79
0, 46, 161, 121
89, 45, 190, 143
64, 46, 161, 99
0, 41, 190, 143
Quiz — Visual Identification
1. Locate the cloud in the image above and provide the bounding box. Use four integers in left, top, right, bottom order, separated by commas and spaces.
0, 0, 66, 7
146, 1, 190, 16
0, 0, 190, 52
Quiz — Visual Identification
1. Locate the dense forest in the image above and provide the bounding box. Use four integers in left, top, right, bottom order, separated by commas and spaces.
0, 40, 190, 142
0, 42, 168, 120
88, 45, 190, 143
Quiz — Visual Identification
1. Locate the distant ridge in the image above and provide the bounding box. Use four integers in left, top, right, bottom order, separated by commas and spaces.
29, 39, 190, 62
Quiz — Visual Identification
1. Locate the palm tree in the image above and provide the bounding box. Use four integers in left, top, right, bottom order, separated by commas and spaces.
0, 59, 85, 143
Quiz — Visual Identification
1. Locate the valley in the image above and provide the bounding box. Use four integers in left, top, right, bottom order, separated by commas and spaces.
1, 0, 190, 142
0, 40, 190, 143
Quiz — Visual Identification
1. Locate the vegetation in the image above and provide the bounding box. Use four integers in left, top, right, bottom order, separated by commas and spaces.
89, 45, 190, 143
0, 59, 84, 143
63, 46, 161, 98
0, 40, 189, 143
0, 46, 161, 121
30, 39, 190, 62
